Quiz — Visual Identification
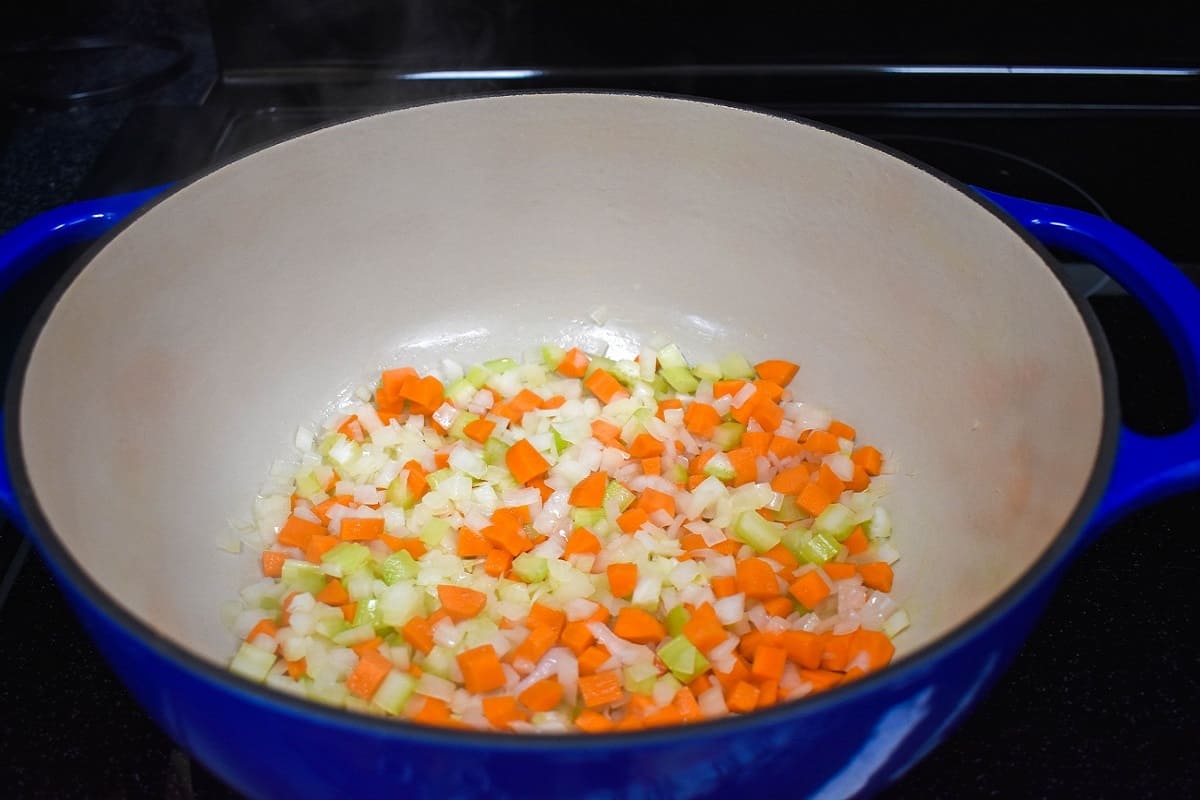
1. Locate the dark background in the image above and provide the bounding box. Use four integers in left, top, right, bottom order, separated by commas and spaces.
1, 3, 1198, 798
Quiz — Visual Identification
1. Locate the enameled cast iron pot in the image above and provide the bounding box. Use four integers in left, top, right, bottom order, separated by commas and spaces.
2, 94, 1199, 799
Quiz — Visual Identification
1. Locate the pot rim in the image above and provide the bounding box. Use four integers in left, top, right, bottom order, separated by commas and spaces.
3, 90, 1119, 750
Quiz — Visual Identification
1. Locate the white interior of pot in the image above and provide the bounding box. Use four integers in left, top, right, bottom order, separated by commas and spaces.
18, 94, 1103, 671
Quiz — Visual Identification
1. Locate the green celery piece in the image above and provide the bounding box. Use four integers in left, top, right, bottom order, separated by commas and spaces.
775, 494, 807, 523
421, 646, 457, 679
711, 422, 745, 452
541, 343, 566, 369
551, 427, 571, 455
386, 474, 418, 509
799, 531, 840, 564
610, 360, 641, 387
294, 471, 323, 501
657, 636, 710, 683
732, 511, 785, 553
781, 525, 810, 561
464, 364, 490, 389
482, 437, 510, 466
604, 480, 636, 512
321, 542, 371, 575
623, 662, 658, 695
281, 559, 327, 595
813, 503, 856, 541
372, 671, 417, 714
693, 362, 723, 382
381, 549, 419, 584
314, 615, 348, 639
484, 357, 518, 374
419, 517, 452, 547
352, 597, 382, 630
333, 623, 377, 647
660, 366, 699, 394
585, 355, 618, 379
571, 507, 606, 529
446, 378, 477, 407
650, 373, 671, 398
667, 462, 688, 486
656, 343, 689, 370
703, 452, 736, 481
447, 411, 480, 440
425, 468, 454, 490
666, 605, 691, 637
719, 353, 756, 381
230, 642, 277, 682
512, 553, 549, 583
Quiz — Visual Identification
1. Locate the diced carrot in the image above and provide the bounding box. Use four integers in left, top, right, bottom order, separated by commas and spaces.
286, 658, 307, 681
849, 628, 896, 671
757, 678, 780, 708
711, 575, 738, 598
750, 400, 784, 432
816, 463, 845, 499
751, 645, 788, 682
542, 395, 566, 410
304, 534, 339, 564
641, 457, 662, 476
311, 496, 351, 525
483, 548, 513, 577
742, 430, 772, 457
713, 380, 747, 398
752, 379, 785, 405
727, 681, 761, 713
457, 644, 506, 694
509, 388, 545, 416
482, 695, 529, 730
340, 602, 357, 622
726, 447, 758, 487
655, 398, 683, 420
612, 607, 667, 644
509, 624, 558, 667
686, 474, 707, 490
590, 419, 623, 445
714, 654, 751, 693
848, 464, 871, 492
337, 414, 364, 442
789, 570, 831, 609
851, 445, 883, 476
433, 450, 451, 469
729, 390, 760, 425
463, 417, 496, 444
754, 359, 799, 388
616, 507, 649, 534
351, 636, 383, 658
340, 517, 383, 541
578, 645, 612, 676
277, 515, 326, 549
682, 602, 726, 652
579, 671, 625, 708
634, 488, 676, 517
245, 618, 278, 643
643, 704, 685, 728
587, 605, 612, 624
412, 696, 451, 725
560, 621, 596, 655
770, 464, 811, 495
679, 532, 706, 551
735, 558, 781, 600
398, 375, 445, 413
528, 602, 567, 634
528, 477, 555, 503
823, 562, 857, 581
797, 482, 832, 516
800, 668, 844, 693
519, 679, 564, 712
261, 550, 286, 578
683, 402, 722, 437
563, 527, 602, 559
505, 438, 551, 484
764, 543, 799, 572
673, 687, 703, 722
556, 347, 590, 378
828, 420, 856, 440
688, 674, 713, 697
346, 650, 392, 699
781, 630, 823, 670
403, 460, 429, 503
429, 608, 451, 626
437, 584, 487, 621
401, 616, 435, 654
316, 578, 350, 606
761, 596, 796, 618
378, 366, 417, 409
689, 449, 716, 475
625, 433, 662, 459
738, 630, 783, 660
583, 369, 627, 404
858, 562, 894, 592
457, 527, 492, 558
481, 517, 533, 557
820, 632, 855, 672
395, 538, 427, 559
568, 471, 607, 508
843, 526, 869, 556
804, 430, 840, 455
769, 435, 804, 460
574, 709, 615, 733
607, 563, 638, 598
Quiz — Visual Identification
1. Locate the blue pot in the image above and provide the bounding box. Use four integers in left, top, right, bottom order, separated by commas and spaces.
2, 94, 1198, 799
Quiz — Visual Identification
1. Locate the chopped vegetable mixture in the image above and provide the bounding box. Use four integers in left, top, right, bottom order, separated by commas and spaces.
225, 343, 907, 732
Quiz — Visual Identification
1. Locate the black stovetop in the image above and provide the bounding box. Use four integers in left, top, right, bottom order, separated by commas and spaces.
3, 35, 1200, 798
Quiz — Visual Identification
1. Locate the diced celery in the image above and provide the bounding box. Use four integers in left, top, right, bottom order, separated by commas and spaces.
465, 364, 490, 389
657, 635, 710, 683
425, 468, 454, 490
419, 517, 452, 547
719, 353, 756, 381
650, 373, 671, 398
230, 642, 277, 682
482, 437, 510, 466
693, 361, 723, 382
656, 343, 689, 370
585, 355, 617, 378
731, 510, 785, 553
512, 553, 549, 583
307, 680, 348, 707
711, 422, 745, 452
333, 623, 377, 647
422, 646, 457, 679
703, 452, 736, 481
386, 475, 418, 509
604, 480, 636, 512
352, 597, 382, 630
314, 615, 348, 639
661, 366, 699, 394
623, 662, 658, 695
372, 670, 417, 714
381, 582, 424, 627
541, 343, 566, 369
446, 378, 477, 407
781, 525, 809, 560
775, 494, 807, 522
667, 462, 688, 486
799, 531, 840, 564
571, 507, 606, 529
813, 503, 856, 541
484, 357, 518, 374
381, 550, 419, 584
447, 411, 480, 440
666, 605, 691, 637
326, 436, 361, 469
281, 559, 327, 594
611, 360, 641, 387
294, 471, 323, 501
321, 542, 371, 576
551, 427, 571, 455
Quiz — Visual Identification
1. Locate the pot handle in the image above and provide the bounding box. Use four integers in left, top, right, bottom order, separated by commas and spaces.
0, 186, 168, 520
978, 189, 1200, 542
